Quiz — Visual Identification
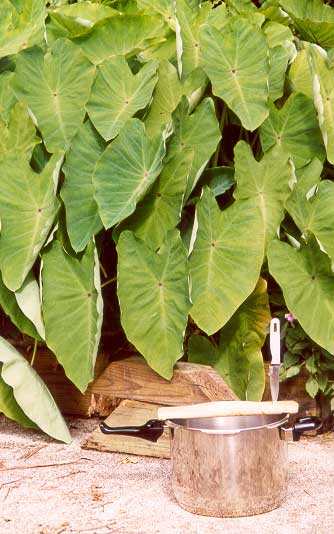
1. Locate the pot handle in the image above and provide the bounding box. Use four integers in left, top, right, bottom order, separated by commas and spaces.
99, 419, 164, 443
292, 416, 322, 441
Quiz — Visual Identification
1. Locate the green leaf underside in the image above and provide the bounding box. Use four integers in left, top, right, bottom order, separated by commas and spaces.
87, 57, 158, 141
42, 240, 102, 393
200, 18, 269, 131
268, 238, 334, 354
234, 141, 291, 249
0, 102, 40, 162
117, 230, 190, 379
15, 271, 45, 340
287, 180, 334, 261
94, 119, 166, 229
268, 45, 290, 102
168, 98, 220, 199
14, 38, 95, 153
307, 45, 334, 165
116, 149, 194, 249
190, 188, 265, 335
0, 337, 71, 442
73, 15, 165, 64
288, 50, 313, 99
0, 274, 39, 339
0, 154, 62, 292
280, 0, 334, 48
0, 375, 36, 429
0, 0, 45, 59
260, 93, 325, 169
62, 120, 105, 252
189, 278, 270, 400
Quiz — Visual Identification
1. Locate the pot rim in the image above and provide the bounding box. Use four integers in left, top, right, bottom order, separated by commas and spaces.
165, 413, 290, 435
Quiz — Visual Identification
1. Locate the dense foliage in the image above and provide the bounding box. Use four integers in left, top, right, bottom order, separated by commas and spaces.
0, 0, 334, 440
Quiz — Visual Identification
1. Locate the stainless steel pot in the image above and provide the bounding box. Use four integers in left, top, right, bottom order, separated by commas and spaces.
100, 413, 321, 517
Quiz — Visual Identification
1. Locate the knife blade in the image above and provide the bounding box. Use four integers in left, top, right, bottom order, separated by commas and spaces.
269, 318, 281, 402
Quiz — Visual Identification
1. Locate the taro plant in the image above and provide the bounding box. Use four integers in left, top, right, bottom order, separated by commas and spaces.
0, 0, 334, 441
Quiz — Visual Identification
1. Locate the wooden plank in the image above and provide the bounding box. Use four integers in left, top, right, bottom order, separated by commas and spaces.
81, 399, 171, 459
91, 356, 237, 405
15, 345, 113, 417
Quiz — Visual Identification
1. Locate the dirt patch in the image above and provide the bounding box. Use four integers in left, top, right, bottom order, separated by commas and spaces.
0, 415, 333, 534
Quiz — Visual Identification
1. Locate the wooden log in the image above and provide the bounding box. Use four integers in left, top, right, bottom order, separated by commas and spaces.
90, 356, 237, 406
81, 399, 170, 459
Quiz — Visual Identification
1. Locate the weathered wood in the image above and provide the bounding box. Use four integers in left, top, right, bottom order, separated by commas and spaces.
91, 356, 237, 406
81, 399, 171, 458
17, 345, 113, 417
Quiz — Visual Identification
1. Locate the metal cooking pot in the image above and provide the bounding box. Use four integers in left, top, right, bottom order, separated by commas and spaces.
100, 408, 321, 517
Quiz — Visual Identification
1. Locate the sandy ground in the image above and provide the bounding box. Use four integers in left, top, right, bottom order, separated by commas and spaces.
0, 416, 333, 534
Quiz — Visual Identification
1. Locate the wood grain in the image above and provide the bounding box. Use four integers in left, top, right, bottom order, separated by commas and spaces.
91, 356, 237, 405
81, 399, 171, 458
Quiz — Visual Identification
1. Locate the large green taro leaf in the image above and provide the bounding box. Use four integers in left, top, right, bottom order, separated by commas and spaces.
200, 18, 269, 131
260, 93, 325, 169
94, 119, 166, 229
87, 57, 158, 141
280, 0, 334, 48
0, 274, 40, 339
288, 50, 314, 100
42, 240, 103, 393
47, 1, 118, 41
0, 376, 35, 429
0, 0, 45, 59
0, 72, 16, 124
0, 154, 62, 292
287, 180, 334, 262
14, 38, 95, 153
137, 0, 176, 30
307, 45, 334, 165
115, 149, 194, 248
62, 120, 105, 252
0, 337, 71, 442
73, 15, 165, 65
168, 97, 220, 199
144, 62, 208, 137
0, 103, 40, 162
189, 188, 265, 335
234, 141, 291, 249
268, 238, 334, 354
175, 0, 211, 79
117, 230, 190, 379
189, 278, 270, 400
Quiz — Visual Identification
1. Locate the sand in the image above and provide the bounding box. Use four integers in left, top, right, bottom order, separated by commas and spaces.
0, 415, 333, 534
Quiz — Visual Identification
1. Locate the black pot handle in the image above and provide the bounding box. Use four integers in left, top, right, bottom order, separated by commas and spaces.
99, 419, 164, 443
292, 416, 322, 441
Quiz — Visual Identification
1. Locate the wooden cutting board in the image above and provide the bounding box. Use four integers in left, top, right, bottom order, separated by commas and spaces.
81, 399, 171, 459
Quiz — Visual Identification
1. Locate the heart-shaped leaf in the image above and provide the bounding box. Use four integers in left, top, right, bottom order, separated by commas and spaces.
62, 120, 105, 252
234, 141, 292, 249
200, 18, 269, 131
189, 188, 265, 335
260, 93, 325, 168
42, 240, 103, 393
117, 230, 190, 379
0, 153, 63, 291
14, 38, 95, 153
0, 338, 71, 442
268, 237, 334, 354
87, 57, 158, 141
94, 119, 166, 229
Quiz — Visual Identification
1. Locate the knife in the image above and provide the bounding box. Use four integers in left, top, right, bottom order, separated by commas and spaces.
269, 318, 281, 402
